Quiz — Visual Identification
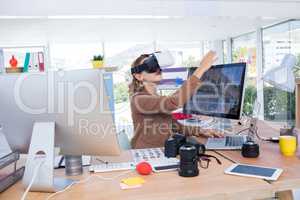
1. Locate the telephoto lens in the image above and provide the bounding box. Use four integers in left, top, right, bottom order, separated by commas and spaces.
178, 144, 199, 177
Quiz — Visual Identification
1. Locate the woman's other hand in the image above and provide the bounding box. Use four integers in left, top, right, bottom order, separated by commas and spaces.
200, 129, 224, 138
185, 125, 224, 138
193, 51, 218, 79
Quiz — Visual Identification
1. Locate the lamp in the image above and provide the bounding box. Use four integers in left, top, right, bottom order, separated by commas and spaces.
263, 54, 298, 93
262, 54, 299, 125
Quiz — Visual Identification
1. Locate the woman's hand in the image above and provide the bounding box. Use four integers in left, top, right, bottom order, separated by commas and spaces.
185, 125, 224, 138
193, 51, 218, 79
200, 129, 224, 138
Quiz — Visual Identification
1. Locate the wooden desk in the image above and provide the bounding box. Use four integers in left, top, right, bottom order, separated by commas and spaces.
0, 152, 273, 200
217, 120, 300, 194
2, 121, 296, 200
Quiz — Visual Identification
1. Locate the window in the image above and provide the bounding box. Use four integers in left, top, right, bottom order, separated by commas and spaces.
156, 42, 203, 96
105, 42, 155, 138
50, 43, 103, 70
291, 21, 300, 77
203, 41, 214, 55
232, 33, 257, 116
157, 42, 203, 67
262, 21, 299, 124
222, 40, 228, 64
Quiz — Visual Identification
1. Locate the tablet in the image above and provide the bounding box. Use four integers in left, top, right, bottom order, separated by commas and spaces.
224, 163, 283, 181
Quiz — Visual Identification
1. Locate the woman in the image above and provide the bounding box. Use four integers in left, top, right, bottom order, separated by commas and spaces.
129, 51, 223, 149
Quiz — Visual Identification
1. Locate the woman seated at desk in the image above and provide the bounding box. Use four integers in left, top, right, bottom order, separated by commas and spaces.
129, 51, 224, 149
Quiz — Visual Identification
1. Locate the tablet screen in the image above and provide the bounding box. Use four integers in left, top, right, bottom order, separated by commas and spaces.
231, 164, 277, 177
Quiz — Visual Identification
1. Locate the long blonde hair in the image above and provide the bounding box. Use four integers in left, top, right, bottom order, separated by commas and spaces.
129, 54, 150, 95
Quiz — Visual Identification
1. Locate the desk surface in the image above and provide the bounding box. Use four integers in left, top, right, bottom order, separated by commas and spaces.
0, 152, 273, 200
218, 120, 300, 193
1, 120, 299, 200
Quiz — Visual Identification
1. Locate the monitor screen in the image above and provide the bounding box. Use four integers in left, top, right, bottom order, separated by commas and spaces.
183, 63, 246, 120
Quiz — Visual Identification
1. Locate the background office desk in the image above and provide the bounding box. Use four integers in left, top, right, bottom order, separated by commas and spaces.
0, 152, 273, 200
217, 120, 300, 195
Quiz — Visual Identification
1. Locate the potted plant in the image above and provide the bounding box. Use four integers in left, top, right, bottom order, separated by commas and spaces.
92, 54, 104, 69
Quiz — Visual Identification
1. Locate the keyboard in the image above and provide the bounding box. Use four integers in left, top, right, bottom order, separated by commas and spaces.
206, 135, 247, 150
89, 148, 179, 173
225, 136, 245, 147
89, 162, 135, 173
131, 148, 179, 167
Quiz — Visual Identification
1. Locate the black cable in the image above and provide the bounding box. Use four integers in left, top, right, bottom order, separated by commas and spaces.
199, 154, 222, 165
236, 128, 250, 135
253, 128, 268, 141
96, 158, 109, 165
252, 127, 279, 142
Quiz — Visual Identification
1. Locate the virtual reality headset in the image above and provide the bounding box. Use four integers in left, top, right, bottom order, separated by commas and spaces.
131, 51, 174, 74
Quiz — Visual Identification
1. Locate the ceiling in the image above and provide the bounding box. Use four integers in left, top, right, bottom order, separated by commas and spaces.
0, 0, 299, 42
0, 0, 299, 17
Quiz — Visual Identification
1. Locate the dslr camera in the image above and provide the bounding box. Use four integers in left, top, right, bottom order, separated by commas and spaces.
164, 133, 206, 177
164, 133, 206, 158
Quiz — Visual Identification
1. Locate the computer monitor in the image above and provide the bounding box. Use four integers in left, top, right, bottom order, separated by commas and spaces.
0, 69, 121, 156
183, 62, 247, 120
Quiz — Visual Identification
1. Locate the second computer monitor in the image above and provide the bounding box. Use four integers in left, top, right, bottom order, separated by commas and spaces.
183, 62, 247, 120
0, 69, 121, 156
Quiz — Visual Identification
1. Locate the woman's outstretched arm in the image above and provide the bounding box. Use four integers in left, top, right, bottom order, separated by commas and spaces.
131, 51, 217, 114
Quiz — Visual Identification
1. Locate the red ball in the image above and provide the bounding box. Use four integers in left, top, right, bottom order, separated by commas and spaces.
136, 162, 152, 175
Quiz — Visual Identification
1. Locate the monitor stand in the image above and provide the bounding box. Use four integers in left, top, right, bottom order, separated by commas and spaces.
22, 122, 75, 192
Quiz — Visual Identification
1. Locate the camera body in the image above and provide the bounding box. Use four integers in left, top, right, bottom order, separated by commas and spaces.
164, 133, 186, 158
164, 133, 206, 177
164, 133, 206, 158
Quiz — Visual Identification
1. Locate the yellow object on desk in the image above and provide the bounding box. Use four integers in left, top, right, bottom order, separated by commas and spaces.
120, 177, 145, 190
121, 177, 145, 186
279, 135, 297, 156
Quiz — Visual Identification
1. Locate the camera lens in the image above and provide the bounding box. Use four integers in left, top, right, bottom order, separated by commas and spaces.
178, 145, 199, 177
180, 145, 197, 162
